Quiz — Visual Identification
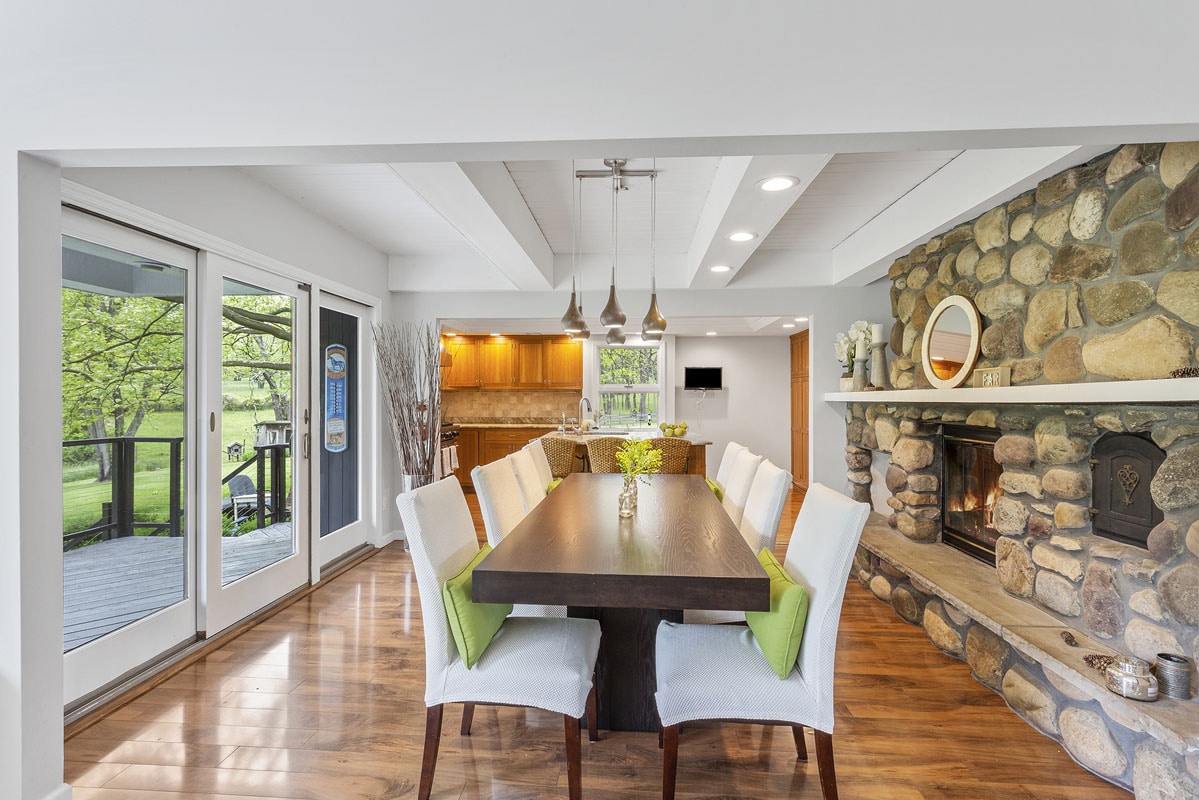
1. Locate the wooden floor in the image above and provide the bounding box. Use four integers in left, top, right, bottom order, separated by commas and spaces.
63, 488, 1131, 799
65, 525, 295, 650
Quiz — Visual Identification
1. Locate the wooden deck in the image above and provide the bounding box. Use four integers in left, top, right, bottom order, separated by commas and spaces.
64, 525, 294, 651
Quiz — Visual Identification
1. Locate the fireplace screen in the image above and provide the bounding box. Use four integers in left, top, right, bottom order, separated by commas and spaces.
942, 425, 1003, 565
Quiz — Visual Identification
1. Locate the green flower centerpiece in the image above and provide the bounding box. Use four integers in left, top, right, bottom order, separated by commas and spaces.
614, 439, 662, 517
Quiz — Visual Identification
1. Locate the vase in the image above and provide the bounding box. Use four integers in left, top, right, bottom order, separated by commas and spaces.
618, 477, 638, 517
839, 373, 854, 392
852, 357, 868, 391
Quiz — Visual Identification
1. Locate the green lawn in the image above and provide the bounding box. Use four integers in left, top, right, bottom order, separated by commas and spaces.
62, 394, 293, 537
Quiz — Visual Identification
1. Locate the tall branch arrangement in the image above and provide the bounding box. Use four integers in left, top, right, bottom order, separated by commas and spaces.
373, 321, 442, 479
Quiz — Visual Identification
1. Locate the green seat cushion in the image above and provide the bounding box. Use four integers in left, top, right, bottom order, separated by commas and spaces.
547, 477, 563, 493
745, 549, 809, 679
704, 477, 723, 501
441, 544, 513, 669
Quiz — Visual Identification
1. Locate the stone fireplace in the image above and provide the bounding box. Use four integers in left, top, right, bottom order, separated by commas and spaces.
836, 141, 1199, 798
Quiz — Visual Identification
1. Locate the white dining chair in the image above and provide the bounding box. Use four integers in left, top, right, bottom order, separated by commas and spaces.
715, 441, 748, 488
524, 438, 555, 492
471, 458, 526, 547
396, 476, 601, 800
472, 458, 566, 618
685, 458, 791, 625
719, 448, 763, 526
510, 447, 547, 511
655, 483, 871, 800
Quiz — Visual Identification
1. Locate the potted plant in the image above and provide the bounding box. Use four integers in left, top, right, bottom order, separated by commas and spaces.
614, 439, 662, 517
373, 321, 442, 493
834, 320, 870, 392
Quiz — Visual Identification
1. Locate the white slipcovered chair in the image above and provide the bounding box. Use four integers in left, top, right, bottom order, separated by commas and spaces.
719, 448, 763, 526
396, 476, 601, 800
655, 483, 871, 800
510, 447, 547, 511
714, 441, 748, 488
685, 459, 791, 625
524, 438, 555, 493
471, 458, 566, 619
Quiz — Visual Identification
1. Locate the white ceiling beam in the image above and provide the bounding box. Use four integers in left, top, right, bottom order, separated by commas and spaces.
686, 154, 834, 289
831, 144, 1115, 286
388, 161, 555, 290
388, 254, 517, 292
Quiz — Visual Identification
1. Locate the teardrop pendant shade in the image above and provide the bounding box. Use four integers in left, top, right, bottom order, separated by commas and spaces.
576, 323, 592, 340
641, 329, 663, 342
605, 327, 626, 345
642, 292, 667, 334
599, 283, 626, 329
561, 290, 584, 333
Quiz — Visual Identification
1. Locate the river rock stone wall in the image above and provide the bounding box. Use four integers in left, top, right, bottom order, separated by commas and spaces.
886, 142, 1199, 388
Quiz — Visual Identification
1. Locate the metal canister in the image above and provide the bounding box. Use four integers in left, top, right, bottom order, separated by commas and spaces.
1155, 653, 1193, 700
1105, 656, 1159, 702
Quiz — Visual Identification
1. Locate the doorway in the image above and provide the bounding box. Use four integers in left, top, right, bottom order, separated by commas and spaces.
790, 329, 809, 491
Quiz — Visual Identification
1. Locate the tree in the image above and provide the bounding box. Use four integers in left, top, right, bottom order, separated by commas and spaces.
220, 295, 293, 422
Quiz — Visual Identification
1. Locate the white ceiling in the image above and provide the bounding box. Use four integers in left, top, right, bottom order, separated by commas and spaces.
241, 143, 1108, 336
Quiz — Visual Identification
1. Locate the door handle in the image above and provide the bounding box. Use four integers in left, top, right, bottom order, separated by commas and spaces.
302, 432, 311, 459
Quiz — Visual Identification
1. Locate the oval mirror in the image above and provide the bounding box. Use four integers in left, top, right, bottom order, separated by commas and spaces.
921, 295, 982, 389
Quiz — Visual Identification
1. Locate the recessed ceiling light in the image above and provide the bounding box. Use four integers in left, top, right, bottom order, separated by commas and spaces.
782, 323, 795, 328
794, 316, 808, 322
709, 265, 731, 273
758, 176, 799, 192
728, 232, 757, 242
706, 331, 718, 336
489, 332, 501, 337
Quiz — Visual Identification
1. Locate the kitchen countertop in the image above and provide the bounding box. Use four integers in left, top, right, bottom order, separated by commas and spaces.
446, 421, 712, 446
547, 431, 713, 446
451, 421, 560, 429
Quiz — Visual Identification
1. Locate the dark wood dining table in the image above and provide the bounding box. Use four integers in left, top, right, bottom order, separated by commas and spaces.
472, 472, 769, 731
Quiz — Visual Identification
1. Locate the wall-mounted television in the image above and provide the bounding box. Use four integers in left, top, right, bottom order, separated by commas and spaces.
683, 366, 723, 391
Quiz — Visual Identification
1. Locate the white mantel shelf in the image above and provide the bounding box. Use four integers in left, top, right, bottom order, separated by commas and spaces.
824, 377, 1199, 406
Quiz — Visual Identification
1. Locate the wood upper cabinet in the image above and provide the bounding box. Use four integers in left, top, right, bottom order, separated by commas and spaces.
443, 337, 480, 388
513, 339, 546, 388
544, 338, 583, 389
441, 335, 582, 391
477, 339, 515, 389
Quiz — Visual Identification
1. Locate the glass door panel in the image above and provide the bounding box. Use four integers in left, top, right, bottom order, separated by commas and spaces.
61, 209, 198, 706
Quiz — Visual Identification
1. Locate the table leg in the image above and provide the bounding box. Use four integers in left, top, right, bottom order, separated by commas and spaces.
568, 606, 682, 732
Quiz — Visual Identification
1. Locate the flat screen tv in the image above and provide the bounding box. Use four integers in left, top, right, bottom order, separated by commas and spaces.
684, 366, 722, 391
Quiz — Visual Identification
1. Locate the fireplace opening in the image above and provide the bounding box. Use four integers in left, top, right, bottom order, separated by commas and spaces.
941, 424, 1003, 566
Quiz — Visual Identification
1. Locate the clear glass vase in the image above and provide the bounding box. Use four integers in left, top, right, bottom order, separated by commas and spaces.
618, 477, 638, 517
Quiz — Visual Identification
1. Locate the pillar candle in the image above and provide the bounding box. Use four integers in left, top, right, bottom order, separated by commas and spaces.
855, 338, 869, 360
871, 322, 885, 344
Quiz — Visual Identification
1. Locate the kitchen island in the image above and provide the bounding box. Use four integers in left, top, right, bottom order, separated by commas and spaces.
545, 430, 712, 476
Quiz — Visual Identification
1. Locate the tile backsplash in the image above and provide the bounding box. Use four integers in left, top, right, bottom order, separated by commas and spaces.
442, 390, 582, 424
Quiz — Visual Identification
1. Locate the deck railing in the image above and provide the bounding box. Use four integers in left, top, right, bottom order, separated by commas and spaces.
61, 436, 183, 550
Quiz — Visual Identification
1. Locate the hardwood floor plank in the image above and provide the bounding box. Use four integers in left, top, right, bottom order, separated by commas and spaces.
65, 488, 1132, 800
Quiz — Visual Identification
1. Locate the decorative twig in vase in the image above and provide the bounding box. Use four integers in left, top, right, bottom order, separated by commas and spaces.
373, 321, 442, 493
614, 439, 662, 517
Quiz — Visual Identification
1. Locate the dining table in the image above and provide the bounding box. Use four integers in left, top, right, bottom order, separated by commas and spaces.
472, 472, 770, 731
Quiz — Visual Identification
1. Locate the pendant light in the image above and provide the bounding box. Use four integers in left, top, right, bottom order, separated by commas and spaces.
560, 163, 585, 334
568, 173, 591, 341
641, 164, 666, 341
599, 171, 627, 329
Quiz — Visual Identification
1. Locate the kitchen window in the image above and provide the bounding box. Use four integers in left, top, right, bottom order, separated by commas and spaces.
596, 345, 661, 430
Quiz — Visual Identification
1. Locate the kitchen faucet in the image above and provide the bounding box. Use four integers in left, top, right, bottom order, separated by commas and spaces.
579, 396, 592, 427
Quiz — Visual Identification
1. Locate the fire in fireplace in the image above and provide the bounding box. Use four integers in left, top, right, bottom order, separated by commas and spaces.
941, 424, 1003, 565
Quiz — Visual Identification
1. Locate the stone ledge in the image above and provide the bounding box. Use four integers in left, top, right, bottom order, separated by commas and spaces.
825, 375, 1199, 405
859, 512, 1199, 757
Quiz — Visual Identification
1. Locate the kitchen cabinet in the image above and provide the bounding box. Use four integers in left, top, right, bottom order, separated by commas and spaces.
441, 335, 582, 391
543, 339, 583, 389
443, 337, 481, 388
451, 429, 480, 489
479, 427, 555, 466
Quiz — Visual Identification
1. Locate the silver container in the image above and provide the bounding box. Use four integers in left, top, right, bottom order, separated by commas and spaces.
1155, 653, 1193, 700
1105, 656, 1158, 702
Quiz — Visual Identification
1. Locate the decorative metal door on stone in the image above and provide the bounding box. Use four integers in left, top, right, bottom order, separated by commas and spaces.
1091, 432, 1165, 548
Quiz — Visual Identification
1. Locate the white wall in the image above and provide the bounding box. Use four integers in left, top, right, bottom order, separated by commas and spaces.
673, 336, 790, 479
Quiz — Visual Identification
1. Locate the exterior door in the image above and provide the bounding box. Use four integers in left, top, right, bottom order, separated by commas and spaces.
315, 293, 375, 570
201, 255, 311, 637
790, 330, 810, 490
61, 209, 199, 705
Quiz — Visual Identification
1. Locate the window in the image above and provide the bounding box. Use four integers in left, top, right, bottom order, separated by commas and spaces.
597, 346, 661, 430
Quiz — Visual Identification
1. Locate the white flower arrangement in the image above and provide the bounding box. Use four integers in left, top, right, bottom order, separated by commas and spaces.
833, 320, 871, 371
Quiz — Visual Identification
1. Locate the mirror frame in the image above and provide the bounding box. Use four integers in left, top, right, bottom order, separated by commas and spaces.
921, 295, 982, 389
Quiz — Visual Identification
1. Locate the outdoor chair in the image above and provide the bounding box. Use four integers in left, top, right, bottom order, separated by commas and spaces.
396, 476, 600, 800
224, 473, 266, 525
649, 437, 691, 474
585, 437, 624, 474
655, 483, 871, 800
